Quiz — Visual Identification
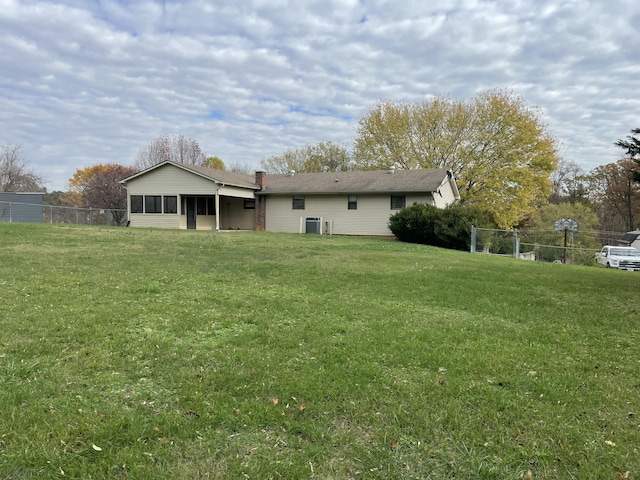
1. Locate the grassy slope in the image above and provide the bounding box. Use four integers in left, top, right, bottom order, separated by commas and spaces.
0, 223, 639, 479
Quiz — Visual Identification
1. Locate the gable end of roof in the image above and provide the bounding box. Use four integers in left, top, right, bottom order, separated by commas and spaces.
120, 161, 259, 189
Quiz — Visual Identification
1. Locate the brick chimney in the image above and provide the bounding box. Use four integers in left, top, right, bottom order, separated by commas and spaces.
254, 171, 267, 231
255, 170, 266, 189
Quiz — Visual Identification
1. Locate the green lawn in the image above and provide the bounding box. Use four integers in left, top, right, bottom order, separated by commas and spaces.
1, 223, 639, 479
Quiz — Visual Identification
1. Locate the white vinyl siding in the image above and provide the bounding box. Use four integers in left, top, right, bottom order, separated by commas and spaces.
265, 193, 434, 236
217, 197, 255, 230
126, 164, 220, 195
432, 177, 459, 208
219, 186, 255, 198
128, 213, 182, 229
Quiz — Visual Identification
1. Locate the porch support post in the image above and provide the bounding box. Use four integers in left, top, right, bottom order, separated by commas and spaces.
215, 189, 220, 232
215, 190, 220, 231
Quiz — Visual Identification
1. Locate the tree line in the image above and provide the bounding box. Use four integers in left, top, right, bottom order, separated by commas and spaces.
260, 91, 640, 234
2, 90, 640, 235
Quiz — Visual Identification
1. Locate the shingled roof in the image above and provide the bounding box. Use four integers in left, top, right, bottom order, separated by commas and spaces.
619, 230, 640, 245
121, 162, 457, 197
174, 163, 258, 189
257, 168, 453, 195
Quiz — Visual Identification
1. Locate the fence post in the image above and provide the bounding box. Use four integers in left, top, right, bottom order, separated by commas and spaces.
470, 225, 476, 253
513, 228, 519, 258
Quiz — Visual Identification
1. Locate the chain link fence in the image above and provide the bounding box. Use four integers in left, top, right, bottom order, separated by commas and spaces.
470, 226, 625, 266
0, 201, 127, 226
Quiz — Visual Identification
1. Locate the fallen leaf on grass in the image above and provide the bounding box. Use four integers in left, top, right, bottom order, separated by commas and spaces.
299, 402, 306, 411
92, 444, 102, 452
605, 440, 616, 447
616, 468, 631, 479
271, 397, 279, 406
390, 441, 399, 450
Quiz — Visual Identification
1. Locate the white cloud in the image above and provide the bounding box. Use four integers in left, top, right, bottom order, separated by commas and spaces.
0, 0, 638, 190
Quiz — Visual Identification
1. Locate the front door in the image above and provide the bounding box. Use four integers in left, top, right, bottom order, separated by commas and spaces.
186, 197, 196, 229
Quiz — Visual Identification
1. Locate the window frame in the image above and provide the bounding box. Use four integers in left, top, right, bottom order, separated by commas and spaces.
145, 195, 162, 214
163, 196, 178, 214
292, 195, 305, 210
347, 194, 357, 210
244, 199, 255, 210
390, 195, 406, 210
130, 195, 143, 213
206, 197, 215, 215
196, 197, 207, 215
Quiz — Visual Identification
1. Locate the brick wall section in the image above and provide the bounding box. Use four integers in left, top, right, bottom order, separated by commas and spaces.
255, 171, 266, 231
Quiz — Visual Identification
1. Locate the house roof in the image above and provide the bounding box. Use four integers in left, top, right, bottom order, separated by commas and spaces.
619, 230, 640, 245
258, 168, 454, 195
120, 162, 458, 197
120, 161, 259, 190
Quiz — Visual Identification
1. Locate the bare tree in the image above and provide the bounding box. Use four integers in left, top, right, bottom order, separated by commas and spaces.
134, 135, 207, 170
227, 160, 254, 174
0, 144, 45, 192
549, 159, 589, 204
260, 142, 352, 174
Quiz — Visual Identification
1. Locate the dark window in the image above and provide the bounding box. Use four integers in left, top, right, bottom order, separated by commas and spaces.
244, 199, 255, 209
181, 196, 186, 215
145, 195, 162, 213
292, 196, 305, 210
130, 195, 143, 213
348, 194, 357, 210
197, 197, 207, 215
390, 195, 406, 210
164, 196, 177, 214
206, 197, 215, 215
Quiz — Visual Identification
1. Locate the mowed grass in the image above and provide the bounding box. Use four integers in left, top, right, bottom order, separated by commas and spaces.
1, 224, 639, 479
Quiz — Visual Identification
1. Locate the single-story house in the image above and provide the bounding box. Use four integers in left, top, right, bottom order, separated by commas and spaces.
0, 192, 44, 223
618, 230, 640, 250
120, 161, 460, 236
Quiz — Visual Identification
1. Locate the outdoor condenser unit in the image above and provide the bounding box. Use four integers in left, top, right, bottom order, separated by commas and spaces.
305, 217, 321, 234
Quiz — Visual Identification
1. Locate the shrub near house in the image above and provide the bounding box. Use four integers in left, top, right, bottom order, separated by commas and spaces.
389, 203, 496, 250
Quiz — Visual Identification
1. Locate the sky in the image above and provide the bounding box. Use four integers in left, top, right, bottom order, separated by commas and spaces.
1, 0, 639, 191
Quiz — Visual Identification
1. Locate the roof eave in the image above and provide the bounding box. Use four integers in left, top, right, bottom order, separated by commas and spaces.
257, 188, 440, 195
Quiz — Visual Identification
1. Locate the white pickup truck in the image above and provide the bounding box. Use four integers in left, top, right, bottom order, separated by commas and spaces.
596, 245, 640, 271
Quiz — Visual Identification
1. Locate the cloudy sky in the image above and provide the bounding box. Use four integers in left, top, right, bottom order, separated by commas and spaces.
1, 0, 638, 191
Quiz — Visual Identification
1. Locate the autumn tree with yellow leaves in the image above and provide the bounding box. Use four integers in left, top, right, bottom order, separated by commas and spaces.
66, 164, 137, 225
353, 90, 560, 227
